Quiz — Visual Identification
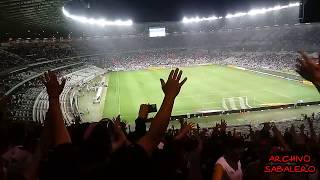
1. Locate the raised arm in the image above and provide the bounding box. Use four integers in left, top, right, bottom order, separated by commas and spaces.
296, 50, 320, 92
42, 71, 71, 146
271, 124, 291, 151
138, 68, 187, 154
23, 113, 53, 180
24, 72, 72, 180
307, 117, 317, 142
112, 115, 131, 152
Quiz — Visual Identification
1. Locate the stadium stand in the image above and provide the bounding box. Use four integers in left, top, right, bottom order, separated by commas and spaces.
33, 65, 106, 124
65, 23, 320, 54
1, 4, 320, 179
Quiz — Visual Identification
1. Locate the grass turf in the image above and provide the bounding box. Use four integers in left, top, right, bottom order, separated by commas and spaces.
102, 65, 320, 123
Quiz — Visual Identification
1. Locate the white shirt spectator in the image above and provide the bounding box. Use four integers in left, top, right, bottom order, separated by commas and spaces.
216, 156, 243, 180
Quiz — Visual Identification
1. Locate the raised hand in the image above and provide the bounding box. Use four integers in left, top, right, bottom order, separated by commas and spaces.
289, 124, 296, 136
307, 117, 317, 142
263, 122, 271, 132
160, 68, 187, 99
138, 104, 149, 119
41, 71, 70, 146
178, 119, 185, 129
299, 124, 305, 134
212, 122, 220, 135
112, 115, 130, 151
307, 117, 313, 127
137, 68, 187, 154
215, 122, 221, 129
113, 115, 122, 132
220, 119, 227, 132
42, 71, 66, 99
296, 50, 320, 86
272, 125, 280, 136
175, 121, 195, 140
272, 124, 291, 151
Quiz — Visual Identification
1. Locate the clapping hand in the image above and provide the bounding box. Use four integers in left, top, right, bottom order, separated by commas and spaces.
296, 50, 320, 86
42, 71, 66, 99
160, 68, 187, 99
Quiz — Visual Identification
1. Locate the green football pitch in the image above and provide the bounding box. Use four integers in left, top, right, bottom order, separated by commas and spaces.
102, 65, 320, 123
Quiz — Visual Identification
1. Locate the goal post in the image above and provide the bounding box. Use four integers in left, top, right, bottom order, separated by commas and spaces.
222, 96, 252, 110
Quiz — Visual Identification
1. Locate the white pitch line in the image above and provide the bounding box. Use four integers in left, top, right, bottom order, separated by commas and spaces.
117, 72, 121, 114
239, 97, 247, 109
245, 96, 253, 108
230, 98, 237, 110
222, 98, 229, 110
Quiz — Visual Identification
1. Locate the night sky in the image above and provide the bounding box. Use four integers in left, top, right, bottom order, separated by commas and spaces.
65, 0, 296, 22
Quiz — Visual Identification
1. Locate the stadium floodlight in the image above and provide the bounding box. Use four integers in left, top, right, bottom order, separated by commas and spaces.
62, 6, 133, 26
182, 15, 218, 23
182, 1, 299, 23
288, 2, 300, 7
247, 8, 267, 16
247, 2, 299, 16
225, 12, 247, 19
271, 5, 282, 11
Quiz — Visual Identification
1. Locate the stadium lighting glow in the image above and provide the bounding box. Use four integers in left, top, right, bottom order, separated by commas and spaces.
182, 2, 300, 22
245, 2, 300, 17
225, 12, 247, 19
62, 6, 133, 26
182, 16, 219, 23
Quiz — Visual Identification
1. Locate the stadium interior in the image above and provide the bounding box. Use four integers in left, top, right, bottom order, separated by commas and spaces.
0, 0, 320, 180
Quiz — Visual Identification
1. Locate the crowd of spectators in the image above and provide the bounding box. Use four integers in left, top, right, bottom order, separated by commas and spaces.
89, 49, 300, 72
0, 42, 79, 76
0, 51, 320, 180
1, 23, 319, 73
4, 64, 87, 122
70, 23, 320, 55
0, 57, 83, 94
1, 48, 301, 97
0, 50, 27, 72
6, 43, 76, 61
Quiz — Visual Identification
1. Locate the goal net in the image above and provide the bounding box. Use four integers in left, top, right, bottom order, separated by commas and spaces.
222, 96, 252, 110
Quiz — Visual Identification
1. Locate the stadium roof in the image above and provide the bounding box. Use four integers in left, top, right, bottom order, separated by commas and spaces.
0, 0, 69, 33
0, 0, 299, 35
